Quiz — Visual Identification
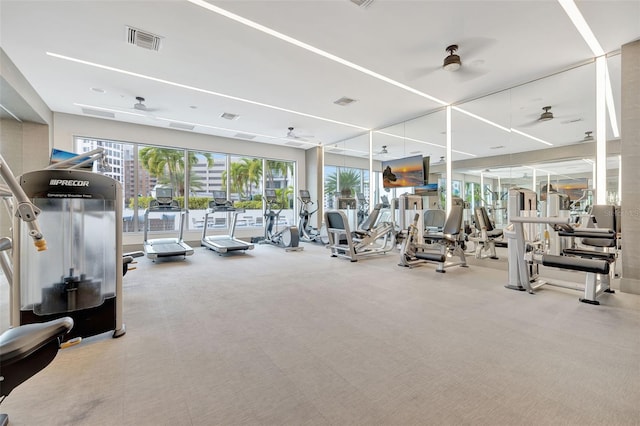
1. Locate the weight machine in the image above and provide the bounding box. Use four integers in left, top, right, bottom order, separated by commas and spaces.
399, 204, 467, 272
324, 203, 395, 262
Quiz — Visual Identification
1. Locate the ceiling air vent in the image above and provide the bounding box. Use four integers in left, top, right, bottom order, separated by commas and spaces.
333, 96, 357, 106
169, 122, 194, 131
350, 0, 374, 7
126, 26, 162, 51
285, 141, 304, 147
328, 148, 344, 154
234, 133, 256, 140
220, 112, 240, 120
81, 108, 115, 119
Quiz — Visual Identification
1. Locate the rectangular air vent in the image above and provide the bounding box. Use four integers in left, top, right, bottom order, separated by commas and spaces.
285, 141, 304, 147
169, 122, 195, 131
81, 108, 115, 118
328, 148, 344, 154
221, 112, 240, 120
126, 26, 162, 51
234, 133, 256, 140
333, 96, 357, 106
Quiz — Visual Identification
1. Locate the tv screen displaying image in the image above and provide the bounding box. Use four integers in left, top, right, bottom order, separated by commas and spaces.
414, 183, 439, 195
49, 148, 94, 170
381, 154, 425, 188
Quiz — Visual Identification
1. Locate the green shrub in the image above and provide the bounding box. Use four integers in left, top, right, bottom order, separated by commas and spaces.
129, 196, 211, 210
234, 200, 263, 209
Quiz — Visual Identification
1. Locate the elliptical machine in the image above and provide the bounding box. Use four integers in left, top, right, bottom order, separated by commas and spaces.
356, 192, 369, 228
298, 189, 325, 243
260, 189, 303, 251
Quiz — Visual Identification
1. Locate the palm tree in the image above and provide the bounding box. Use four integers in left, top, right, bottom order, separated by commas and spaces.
242, 158, 262, 199
324, 168, 361, 198
221, 161, 247, 199
266, 160, 293, 189
138, 147, 213, 196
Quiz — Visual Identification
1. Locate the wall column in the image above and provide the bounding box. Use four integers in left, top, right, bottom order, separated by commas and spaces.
620, 39, 640, 295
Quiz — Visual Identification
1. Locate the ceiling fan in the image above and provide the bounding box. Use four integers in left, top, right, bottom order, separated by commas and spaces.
378, 145, 388, 154
286, 127, 313, 141
132, 96, 159, 112
519, 106, 568, 127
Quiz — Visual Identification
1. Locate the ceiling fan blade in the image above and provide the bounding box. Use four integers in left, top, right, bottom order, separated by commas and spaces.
404, 65, 440, 81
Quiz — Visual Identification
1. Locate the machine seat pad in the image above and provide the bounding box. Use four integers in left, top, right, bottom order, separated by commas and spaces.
542, 254, 609, 275
0, 317, 73, 364
414, 252, 446, 263
563, 248, 615, 261
557, 230, 615, 239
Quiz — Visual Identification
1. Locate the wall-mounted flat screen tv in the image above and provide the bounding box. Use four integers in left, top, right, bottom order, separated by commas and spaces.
381, 154, 425, 188
422, 156, 430, 184
414, 183, 439, 195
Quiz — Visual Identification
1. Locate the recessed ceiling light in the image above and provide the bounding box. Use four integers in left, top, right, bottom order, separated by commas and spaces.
333, 97, 357, 106
90, 87, 106, 93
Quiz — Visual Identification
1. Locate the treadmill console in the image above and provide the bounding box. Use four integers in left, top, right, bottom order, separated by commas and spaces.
265, 189, 277, 203
210, 190, 233, 210
299, 190, 311, 202
149, 187, 179, 209
156, 187, 173, 205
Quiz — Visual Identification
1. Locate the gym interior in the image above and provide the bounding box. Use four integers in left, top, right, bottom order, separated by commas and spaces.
1, 2, 639, 425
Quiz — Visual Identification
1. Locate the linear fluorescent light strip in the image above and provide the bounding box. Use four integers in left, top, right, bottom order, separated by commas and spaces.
453, 106, 552, 146
452, 106, 511, 133
374, 130, 476, 157
187, 0, 448, 106
510, 128, 553, 146
50, 52, 368, 131
559, 0, 619, 138
604, 65, 620, 138
0, 103, 23, 122
557, 0, 604, 56
75, 102, 308, 144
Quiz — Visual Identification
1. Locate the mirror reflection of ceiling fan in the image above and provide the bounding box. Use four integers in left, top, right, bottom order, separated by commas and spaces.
286, 127, 313, 141
378, 145, 388, 154
519, 105, 574, 127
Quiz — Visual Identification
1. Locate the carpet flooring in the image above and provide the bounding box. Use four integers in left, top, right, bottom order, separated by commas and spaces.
1, 241, 639, 425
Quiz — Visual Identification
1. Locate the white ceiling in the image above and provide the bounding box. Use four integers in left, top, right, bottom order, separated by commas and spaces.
1, 0, 638, 170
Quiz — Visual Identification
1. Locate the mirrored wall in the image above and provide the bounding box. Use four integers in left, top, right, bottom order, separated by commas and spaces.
325, 54, 622, 230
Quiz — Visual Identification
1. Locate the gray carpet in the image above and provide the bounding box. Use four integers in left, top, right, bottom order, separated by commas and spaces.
1, 242, 639, 425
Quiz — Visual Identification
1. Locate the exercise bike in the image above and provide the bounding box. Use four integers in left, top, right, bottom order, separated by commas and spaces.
259, 189, 303, 251
297, 190, 327, 244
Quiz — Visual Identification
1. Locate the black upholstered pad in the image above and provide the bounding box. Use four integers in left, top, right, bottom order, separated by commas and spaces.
414, 252, 446, 262
0, 317, 73, 364
542, 254, 609, 274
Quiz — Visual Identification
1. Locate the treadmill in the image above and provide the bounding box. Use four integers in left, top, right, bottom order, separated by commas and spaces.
201, 190, 254, 254
143, 187, 194, 260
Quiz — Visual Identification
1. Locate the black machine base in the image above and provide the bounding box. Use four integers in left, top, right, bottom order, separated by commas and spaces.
21, 296, 121, 341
